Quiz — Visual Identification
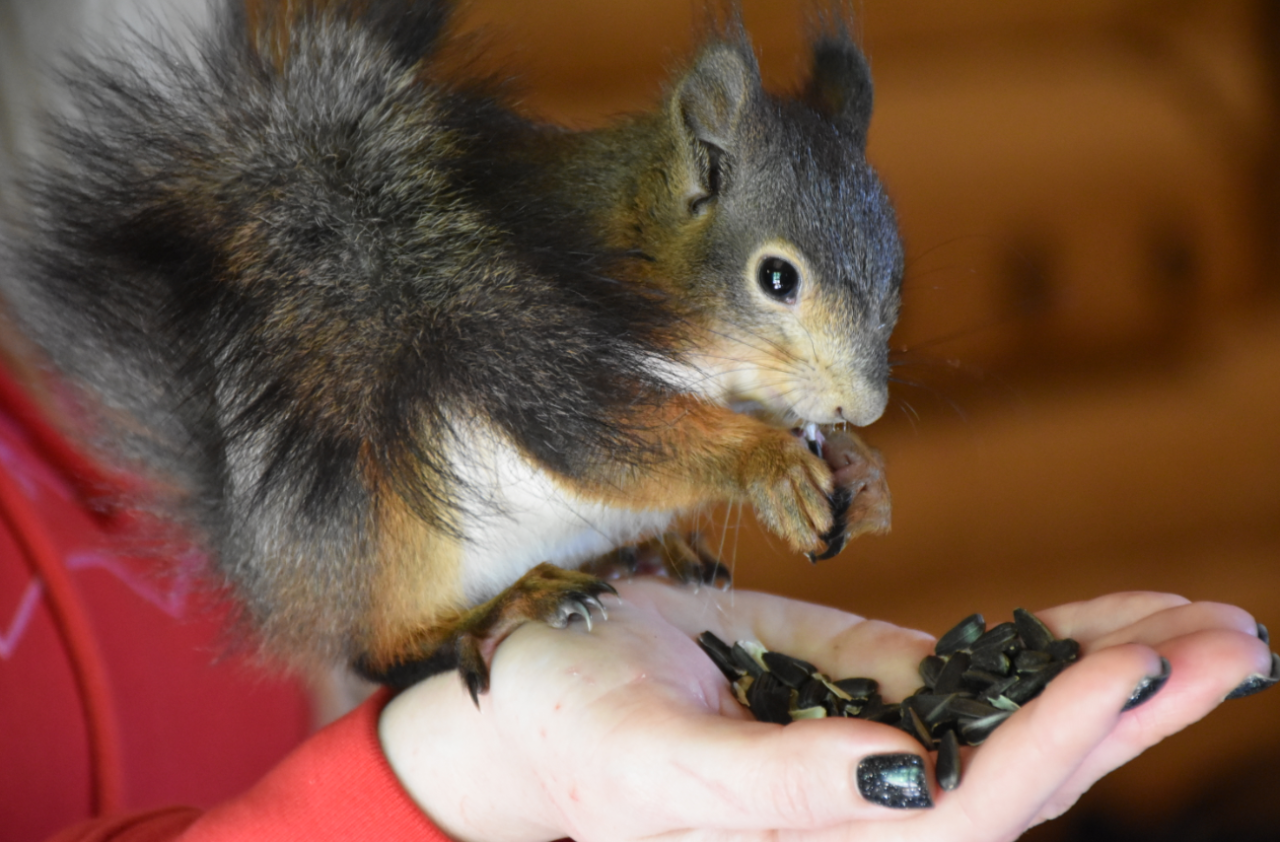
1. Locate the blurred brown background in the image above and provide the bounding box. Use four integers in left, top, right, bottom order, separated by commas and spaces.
1, 0, 1274, 836
451, 1, 1280, 838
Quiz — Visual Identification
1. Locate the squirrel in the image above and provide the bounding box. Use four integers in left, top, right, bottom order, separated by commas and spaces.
1, 0, 902, 698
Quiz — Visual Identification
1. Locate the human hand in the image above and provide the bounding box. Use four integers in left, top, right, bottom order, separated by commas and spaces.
379, 580, 1274, 842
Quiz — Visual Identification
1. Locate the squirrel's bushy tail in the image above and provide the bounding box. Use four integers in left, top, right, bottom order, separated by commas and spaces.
2, 0, 678, 668
2, 0, 471, 664
239, 0, 455, 69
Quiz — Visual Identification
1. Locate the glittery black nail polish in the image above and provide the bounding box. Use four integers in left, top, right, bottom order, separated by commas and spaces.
1122, 657, 1171, 712
1256, 623, 1270, 646
856, 753, 933, 809
1226, 651, 1280, 700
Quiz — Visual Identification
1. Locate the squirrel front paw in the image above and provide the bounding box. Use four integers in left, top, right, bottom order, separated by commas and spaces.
740, 429, 836, 552
807, 428, 892, 561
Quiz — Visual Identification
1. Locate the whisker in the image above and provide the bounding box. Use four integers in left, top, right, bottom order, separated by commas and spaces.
683, 357, 793, 378
899, 264, 980, 289
729, 501, 743, 600
891, 353, 1025, 408
892, 397, 921, 434
717, 502, 732, 565
893, 310, 1028, 355
901, 233, 1006, 275
708, 321, 800, 365
889, 375, 970, 422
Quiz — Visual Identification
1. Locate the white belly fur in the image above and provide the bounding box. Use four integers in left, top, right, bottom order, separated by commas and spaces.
450, 424, 678, 604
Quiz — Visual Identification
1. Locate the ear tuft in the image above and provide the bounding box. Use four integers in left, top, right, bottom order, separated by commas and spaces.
804, 38, 874, 149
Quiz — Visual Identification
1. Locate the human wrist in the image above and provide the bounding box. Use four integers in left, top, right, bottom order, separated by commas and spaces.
378, 673, 561, 842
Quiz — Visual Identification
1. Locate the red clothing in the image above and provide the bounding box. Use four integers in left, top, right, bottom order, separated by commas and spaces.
47, 696, 447, 842
0, 367, 447, 842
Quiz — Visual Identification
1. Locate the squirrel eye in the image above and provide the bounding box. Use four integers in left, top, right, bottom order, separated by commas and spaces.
757, 256, 800, 301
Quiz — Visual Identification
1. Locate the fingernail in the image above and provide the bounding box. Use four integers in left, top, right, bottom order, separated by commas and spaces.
1226, 651, 1280, 700
1122, 657, 1171, 712
856, 753, 933, 809
1257, 623, 1270, 646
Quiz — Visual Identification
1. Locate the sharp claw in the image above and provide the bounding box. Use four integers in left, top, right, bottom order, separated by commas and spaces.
564, 599, 592, 631
582, 594, 608, 622
810, 528, 849, 562
809, 484, 854, 562
465, 670, 484, 707
457, 635, 490, 705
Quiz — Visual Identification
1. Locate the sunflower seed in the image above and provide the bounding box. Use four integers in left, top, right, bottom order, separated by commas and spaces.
697, 608, 1080, 793
696, 631, 741, 681
859, 695, 902, 725
961, 669, 1008, 692
971, 622, 1019, 653
832, 677, 879, 699
1045, 638, 1081, 662
1004, 661, 1068, 704
763, 651, 816, 688
748, 671, 793, 725
936, 729, 962, 791
934, 651, 971, 694
919, 655, 947, 687
936, 613, 986, 656
1013, 607, 1054, 652
974, 674, 1020, 702
900, 705, 934, 749
969, 646, 1012, 675
1014, 649, 1053, 673
904, 693, 954, 729
729, 642, 765, 678
796, 677, 830, 711
959, 710, 1013, 745
945, 696, 1005, 721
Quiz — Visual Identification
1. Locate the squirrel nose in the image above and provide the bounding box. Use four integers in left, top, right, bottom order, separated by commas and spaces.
835, 385, 888, 427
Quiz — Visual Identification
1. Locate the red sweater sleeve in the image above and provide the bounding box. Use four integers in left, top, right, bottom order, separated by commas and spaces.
47, 693, 454, 842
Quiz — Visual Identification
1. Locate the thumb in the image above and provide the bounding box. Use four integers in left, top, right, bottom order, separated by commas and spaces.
573, 709, 936, 839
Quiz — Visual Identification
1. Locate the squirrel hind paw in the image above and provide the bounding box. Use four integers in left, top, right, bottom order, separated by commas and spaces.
653, 532, 732, 589
353, 563, 620, 698
352, 646, 459, 691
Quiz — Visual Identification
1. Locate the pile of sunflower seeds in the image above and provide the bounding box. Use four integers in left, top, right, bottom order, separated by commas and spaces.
697, 608, 1080, 791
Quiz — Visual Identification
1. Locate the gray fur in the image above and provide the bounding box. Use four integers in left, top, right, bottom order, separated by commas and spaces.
1, 0, 903, 672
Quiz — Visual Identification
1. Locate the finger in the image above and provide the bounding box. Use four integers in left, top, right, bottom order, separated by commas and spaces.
489, 592, 934, 838
1084, 601, 1260, 652
767, 618, 933, 701
928, 644, 1164, 840
657, 586, 933, 699
1036, 592, 1190, 642
588, 712, 937, 836
1036, 627, 1274, 823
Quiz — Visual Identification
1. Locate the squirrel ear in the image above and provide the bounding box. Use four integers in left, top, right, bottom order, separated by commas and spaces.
669, 42, 758, 210
674, 42, 756, 149
804, 38, 874, 150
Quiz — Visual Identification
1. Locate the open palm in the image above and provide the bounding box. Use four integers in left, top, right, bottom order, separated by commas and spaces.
381, 579, 1272, 842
